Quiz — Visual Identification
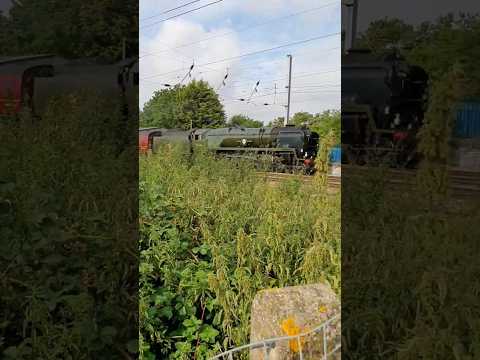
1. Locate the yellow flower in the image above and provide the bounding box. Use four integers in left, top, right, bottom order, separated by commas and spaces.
319, 305, 328, 314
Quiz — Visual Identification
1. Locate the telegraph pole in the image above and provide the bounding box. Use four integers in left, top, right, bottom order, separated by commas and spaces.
285, 54, 293, 126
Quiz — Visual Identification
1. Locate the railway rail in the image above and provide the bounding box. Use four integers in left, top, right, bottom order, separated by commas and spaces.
342, 165, 480, 198
258, 166, 480, 198
257, 172, 341, 190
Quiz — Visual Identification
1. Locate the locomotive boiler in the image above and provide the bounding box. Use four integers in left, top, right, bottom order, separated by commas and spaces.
143, 125, 320, 174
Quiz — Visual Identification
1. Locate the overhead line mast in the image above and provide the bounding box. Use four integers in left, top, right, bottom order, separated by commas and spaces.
285, 54, 293, 126
343, 0, 358, 53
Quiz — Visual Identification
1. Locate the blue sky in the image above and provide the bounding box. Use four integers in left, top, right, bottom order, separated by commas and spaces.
140, 0, 342, 123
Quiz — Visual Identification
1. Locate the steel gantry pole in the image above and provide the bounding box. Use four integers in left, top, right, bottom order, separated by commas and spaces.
285, 54, 293, 126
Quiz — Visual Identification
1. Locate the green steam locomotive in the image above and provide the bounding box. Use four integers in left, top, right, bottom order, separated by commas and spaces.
140, 125, 320, 173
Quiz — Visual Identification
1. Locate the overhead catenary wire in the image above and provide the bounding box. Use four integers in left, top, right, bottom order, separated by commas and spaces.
140, 1, 339, 58
139, 2, 341, 122
140, 44, 340, 85
216, 69, 230, 90
144, 69, 340, 97
179, 62, 195, 85
217, 46, 340, 74
141, 0, 202, 21
145, 47, 340, 90
219, 69, 340, 90
141, 0, 224, 29
246, 81, 261, 103
141, 32, 340, 80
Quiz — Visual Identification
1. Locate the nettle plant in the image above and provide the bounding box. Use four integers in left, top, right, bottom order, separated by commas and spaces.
139, 145, 340, 359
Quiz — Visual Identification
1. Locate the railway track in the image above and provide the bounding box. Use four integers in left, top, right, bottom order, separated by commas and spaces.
258, 166, 480, 198
342, 165, 480, 198
257, 172, 341, 190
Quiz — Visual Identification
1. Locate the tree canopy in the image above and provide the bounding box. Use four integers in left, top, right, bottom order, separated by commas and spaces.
266, 110, 340, 144
309, 110, 340, 144
291, 112, 315, 126
140, 80, 226, 130
0, 0, 138, 61
357, 14, 480, 89
227, 114, 263, 128
267, 116, 285, 127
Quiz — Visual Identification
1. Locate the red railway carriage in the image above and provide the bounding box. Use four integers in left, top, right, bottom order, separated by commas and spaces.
0, 55, 138, 117
138, 127, 164, 154
0, 75, 21, 114
0, 55, 59, 116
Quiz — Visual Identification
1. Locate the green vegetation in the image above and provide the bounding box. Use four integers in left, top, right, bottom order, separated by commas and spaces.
0, 95, 137, 358
268, 116, 285, 127
305, 110, 341, 145
267, 110, 340, 144
0, 0, 138, 61
140, 80, 226, 129
343, 168, 480, 359
227, 114, 263, 128
139, 145, 340, 359
357, 14, 480, 84
343, 14, 480, 358
356, 14, 480, 195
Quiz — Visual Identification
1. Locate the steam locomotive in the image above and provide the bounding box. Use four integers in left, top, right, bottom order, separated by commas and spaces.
0, 54, 138, 117
140, 125, 320, 174
341, 49, 429, 167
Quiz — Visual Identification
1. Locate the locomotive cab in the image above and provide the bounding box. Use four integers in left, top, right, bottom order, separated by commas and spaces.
341, 49, 428, 167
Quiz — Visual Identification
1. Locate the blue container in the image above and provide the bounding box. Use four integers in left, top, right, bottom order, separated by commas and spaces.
454, 102, 480, 138
329, 146, 341, 164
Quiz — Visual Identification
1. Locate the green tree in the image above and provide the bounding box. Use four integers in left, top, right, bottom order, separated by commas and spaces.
178, 80, 225, 129
357, 18, 416, 54
0, 0, 138, 61
227, 114, 263, 128
291, 112, 314, 126
408, 14, 480, 84
140, 87, 179, 128
267, 116, 285, 127
357, 14, 480, 89
140, 80, 226, 130
310, 110, 341, 144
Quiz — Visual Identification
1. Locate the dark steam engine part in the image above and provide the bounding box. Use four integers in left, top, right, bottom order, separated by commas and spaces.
0, 55, 138, 118
341, 49, 428, 167
141, 126, 320, 174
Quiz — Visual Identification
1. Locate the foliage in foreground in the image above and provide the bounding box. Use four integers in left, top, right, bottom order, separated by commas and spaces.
343, 166, 480, 359
139, 146, 340, 359
0, 95, 138, 358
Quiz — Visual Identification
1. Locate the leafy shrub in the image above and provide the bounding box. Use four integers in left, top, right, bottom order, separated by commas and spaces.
139, 145, 340, 359
0, 93, 138, 359
342, 168, 480, 359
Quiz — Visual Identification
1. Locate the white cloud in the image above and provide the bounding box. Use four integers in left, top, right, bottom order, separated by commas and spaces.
140, 0, 341, 124
140, 18, 242, 106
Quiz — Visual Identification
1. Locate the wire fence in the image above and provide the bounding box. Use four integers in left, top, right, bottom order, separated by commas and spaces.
209, 314, 340, 360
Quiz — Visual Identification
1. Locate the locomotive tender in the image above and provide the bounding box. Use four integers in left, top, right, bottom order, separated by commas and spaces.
140, 125, 320, 174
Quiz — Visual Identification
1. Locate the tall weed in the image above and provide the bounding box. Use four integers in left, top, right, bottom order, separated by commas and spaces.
0, 93, 138, 359
139, 145, 340, 359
